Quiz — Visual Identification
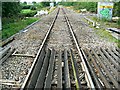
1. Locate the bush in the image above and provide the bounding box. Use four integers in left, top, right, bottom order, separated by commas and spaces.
2, 2, 21, 17
2, 17, 39, 40
117, 19, 120, 25
30, 6, 36, 10
20, 11, 37, 17
22, 5, 36, 10
22, 5, 32, 9
2, 17, 21, 25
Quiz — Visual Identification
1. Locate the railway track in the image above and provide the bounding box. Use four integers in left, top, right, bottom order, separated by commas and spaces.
2, 7, 117, 90
20, 7, 120, 90
84, 47, 120, 89
21, 8, 95, 89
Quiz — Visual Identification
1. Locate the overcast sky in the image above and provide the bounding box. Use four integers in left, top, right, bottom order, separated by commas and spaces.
20, 0, 62, 2
20, 0, 45, 2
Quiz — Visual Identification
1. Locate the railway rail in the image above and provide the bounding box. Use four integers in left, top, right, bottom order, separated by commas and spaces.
1, 7, 119, 90
21, 7, 95, 89
84, 47, 120, 89
20, 7, 120, 90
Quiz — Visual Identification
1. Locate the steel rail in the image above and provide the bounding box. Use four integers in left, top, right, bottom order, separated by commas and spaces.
26, 47, 45, 88
106, 48, 120, 64
83, 49, 103, 89
44, 48, 55, 89
101, 48, 119, 70
64, 49, 71, 89
62, 8, 95, 89
69, 49, 82, 89
91, 49, 119, 88
0, 46, 11, 59
111, 48, 120, 58
20, 8, 60, 89
0, 49, 14, 65
57, 50, 62, 88
98, 48, 118, 76
85, 49, 111, 89
35, 49, 51, 88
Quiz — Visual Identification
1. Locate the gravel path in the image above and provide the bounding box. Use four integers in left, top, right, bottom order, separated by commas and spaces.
64, 8, 117, 49
1, 8, 58, 89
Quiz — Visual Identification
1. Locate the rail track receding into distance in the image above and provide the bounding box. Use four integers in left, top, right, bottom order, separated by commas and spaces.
20, 8, 120, 90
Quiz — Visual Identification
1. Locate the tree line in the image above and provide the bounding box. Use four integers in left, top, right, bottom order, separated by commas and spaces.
2, 1, 50, 18
2, 2, 120, 20
59, 2, 120, 17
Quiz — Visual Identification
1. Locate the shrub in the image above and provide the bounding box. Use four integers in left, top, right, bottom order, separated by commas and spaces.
117, 18, 120, 26
22, 5, 32, 9
30, 6, 36, 10
20, 11, 37, 17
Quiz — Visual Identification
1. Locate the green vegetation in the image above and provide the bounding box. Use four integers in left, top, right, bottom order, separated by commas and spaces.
94, 28, 120, 48
2, 17, 39, 40
59, 2, 120, 26
2, 1, 53, 40
113, 2, 120, 17
21, 9, 33, 13
20, 9, 37, 17
89, 16, 119, 28
59, 2, 97, 13
2, 2, 21, 17
74, 2, 97, 13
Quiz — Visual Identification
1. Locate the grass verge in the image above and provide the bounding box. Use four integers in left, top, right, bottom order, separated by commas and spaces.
21, 9, 34, 14
88, 16, 119, 28
94, 28, 120, 48
1, 17, 39, 40
84, 16, 120, 48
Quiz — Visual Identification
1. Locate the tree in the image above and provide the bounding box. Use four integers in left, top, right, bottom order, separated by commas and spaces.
2, 2, 21, 17
23, 1, 27, 5
32, 1, 36, 5
41, 2, 50, 7
113, 1, 120, 17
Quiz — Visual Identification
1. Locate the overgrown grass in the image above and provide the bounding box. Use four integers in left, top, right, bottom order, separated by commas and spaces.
21, 9, 35, 14
95, 28, 120, 48
1, 17, 39, 40
89, 16, 119, 28
86, 16, 120, 48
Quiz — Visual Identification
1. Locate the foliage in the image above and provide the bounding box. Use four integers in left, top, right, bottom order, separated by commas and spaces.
41, 2, 50, 7
75, 2, 97, 12
21, 9, 32, 13
113, 1, 120, 17
2, 17, 39, 40
117, 18, 120, 26
30, 6, 36, 10
32, 1, 36, 5
23, 1, 27, 5
2, 2, 21, 17
22, 5, 36, 10
59, 2, 97, 13
20, 10, 37, 17
95, 28, 119, 47
22, 5, 32, 9
59, 2, 75, 6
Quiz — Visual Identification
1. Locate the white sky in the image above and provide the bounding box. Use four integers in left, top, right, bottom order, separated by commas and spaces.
20, 0, 44, 2
20, 0, 62, 2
